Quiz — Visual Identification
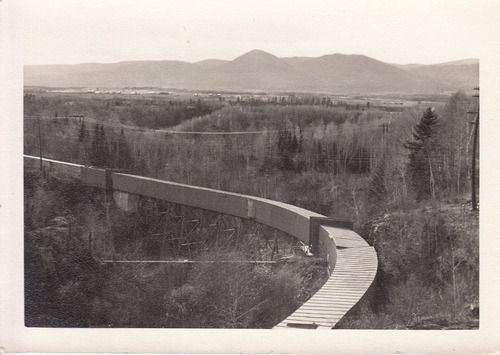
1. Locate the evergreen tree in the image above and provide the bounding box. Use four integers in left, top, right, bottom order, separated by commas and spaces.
116, 128, 132, 170
290, 133, 298, 154
405, 107, 439, 200
78, 120, 89, 142
78, 120, 90, 164
315, 141, 327, 172
277, 128, 297, 171
90, 124, 100, 166
99, 125, 110, 166
90, 124, 111, 167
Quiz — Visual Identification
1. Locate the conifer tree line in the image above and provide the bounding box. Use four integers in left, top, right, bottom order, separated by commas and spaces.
405, 107, 440, 201
78, 120, 133, 170
277, 127, 303, 171
403, 98, 477, 202
369, 91, 477, 208
275, 127, 371, 174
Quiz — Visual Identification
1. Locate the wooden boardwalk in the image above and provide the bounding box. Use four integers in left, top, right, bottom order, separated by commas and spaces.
274, 230, 377, 329
24, 154, 378, 330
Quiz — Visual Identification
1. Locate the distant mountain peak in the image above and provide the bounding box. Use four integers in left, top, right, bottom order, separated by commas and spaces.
233, 49, 280, 61
194, 59, 229, 68
224, 49, 291, 73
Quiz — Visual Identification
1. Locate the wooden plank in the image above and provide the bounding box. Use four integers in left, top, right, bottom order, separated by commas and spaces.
319, 283, 372, 289
315, 290, 368, 296
294, 306, 351, 313
323, 278, 374, 284
298, 307, 354, 313
304, 294, 359, 301
316, 287, 369, 294
299, 297, 359, 309
285, 320, 337, 328
321, 284, 373, 289
334, 257, 376, 262
305, 295, 360, 301
283, 321, 332, 328
304, 298, 358, 305
334, 259, 376, 263
333, 262, 376, 266
308, 290, 364, 297
324, 281, 373, 286
293, 311, 348, 318
301, 298, 356, 305
292, 308, 349, 315
287, 315, 343, 322
297, 307, 353, 314
305, 294, 360, 301
326, 276, 374, 281
303, 302, 360, 309
332, 266, 376, 272
334, 257, 376, 261
303, 299, 359, 306
284, 319, 335, 326
310, 293, 365, 300
319, 280, 372, 286
328, 273, 376, 279
332, 268, 377, 273
331, 273, 376, 278
331, 275, 376, 280
306, 298, 361, 305
323, 281, 374, 286
309, 292, 365, 299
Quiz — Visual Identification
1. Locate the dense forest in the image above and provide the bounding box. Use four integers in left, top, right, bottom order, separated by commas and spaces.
24, 90, 479, 328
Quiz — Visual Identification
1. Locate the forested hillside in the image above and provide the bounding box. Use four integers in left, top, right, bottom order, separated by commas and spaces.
24, 90, 479, 328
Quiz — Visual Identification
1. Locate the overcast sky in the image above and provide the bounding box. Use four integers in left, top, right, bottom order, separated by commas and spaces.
22, 0, 497, 65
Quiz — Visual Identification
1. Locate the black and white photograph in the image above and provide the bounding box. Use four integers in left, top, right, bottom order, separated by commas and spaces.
1, 0, 499, 353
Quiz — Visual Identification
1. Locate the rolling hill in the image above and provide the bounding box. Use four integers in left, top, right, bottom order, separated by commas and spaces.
24, 50, 479, 94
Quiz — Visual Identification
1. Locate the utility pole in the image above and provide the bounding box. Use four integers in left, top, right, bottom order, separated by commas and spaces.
379, 122, 390, 148
376, 122, 390, 171
37, 115, 43, 171
468, 87, 479, 210
88, 231, 93, 257
81, 117, 88, 165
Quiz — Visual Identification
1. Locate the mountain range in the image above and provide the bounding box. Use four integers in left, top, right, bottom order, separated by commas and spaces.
24, 50, 479, 95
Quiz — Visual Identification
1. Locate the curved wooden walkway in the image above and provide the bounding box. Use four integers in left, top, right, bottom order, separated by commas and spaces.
24, 155, 378, 329
275, 243, 377, 329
